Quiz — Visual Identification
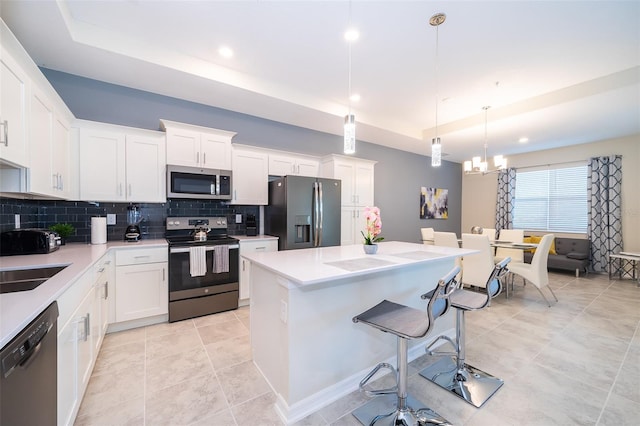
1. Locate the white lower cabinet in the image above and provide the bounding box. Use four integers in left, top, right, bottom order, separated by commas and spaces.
239, 239, 278, 302
57, 273, 97, 426
115, 247, 168, 322
341, 206, 368, 246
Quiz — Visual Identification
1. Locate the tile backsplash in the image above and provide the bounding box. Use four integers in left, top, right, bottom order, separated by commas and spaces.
0, 198, 259, 243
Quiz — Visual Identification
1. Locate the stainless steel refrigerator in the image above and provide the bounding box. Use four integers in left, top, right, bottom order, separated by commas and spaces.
265, 176, 341, 250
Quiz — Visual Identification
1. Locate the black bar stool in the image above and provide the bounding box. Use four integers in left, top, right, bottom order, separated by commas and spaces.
351, 266, 460, 426
419, 257, 510, 408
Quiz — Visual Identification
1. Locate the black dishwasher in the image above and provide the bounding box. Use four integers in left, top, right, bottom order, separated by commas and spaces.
1, 301, 58, 426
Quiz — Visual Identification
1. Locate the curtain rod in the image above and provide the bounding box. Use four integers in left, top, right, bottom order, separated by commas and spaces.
514, 159, 587, 171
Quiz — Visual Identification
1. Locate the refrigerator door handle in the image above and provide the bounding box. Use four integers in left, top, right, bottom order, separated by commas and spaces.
318, 181, 323, 246
313, 181, 320, 246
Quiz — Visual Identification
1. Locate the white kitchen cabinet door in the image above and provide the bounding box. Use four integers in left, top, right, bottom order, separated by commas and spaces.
163, 120, 234, 169
239, 239, 278, 301
28, 86, 55, 196
52, 114, 71, 198
296, 157, 320, 177
125, 133, 166, 202
79, 127, 126, 201
321, 155, 375, 208
354, 161, 375, 207
115, 262, 168, 322
57, 315, 79, 426
268, 153, 319, 177
58, 285, 95, 426
165, 127, 200, 167
0, 47, 29, 167
231, 148, 269, 205
92, 255, 112, 354
201, 132, 232, 169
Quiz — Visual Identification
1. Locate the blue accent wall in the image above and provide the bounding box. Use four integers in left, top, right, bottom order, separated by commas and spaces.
5, 68, 462, 243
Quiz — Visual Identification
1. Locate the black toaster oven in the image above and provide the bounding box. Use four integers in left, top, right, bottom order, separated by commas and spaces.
0, 229, 60, 256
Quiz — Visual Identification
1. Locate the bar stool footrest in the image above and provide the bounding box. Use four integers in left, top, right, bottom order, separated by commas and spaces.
352, 393, 452, 426
419, 356, 503, 408
359, 362, 398, 397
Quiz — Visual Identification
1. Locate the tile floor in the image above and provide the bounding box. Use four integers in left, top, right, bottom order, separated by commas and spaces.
75, 271, 640, 425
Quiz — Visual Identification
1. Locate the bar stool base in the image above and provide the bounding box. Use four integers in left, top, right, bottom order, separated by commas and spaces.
352, 393, 452, 426
419, 356, 503, 408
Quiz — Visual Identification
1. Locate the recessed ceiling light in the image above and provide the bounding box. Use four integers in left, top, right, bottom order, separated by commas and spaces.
350, 94, 361, 102
519, 137, 529, 143
218, 46, 234, 58
344, 29, 359, 42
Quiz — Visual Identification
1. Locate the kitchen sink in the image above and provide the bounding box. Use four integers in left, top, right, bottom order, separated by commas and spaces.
0, 266, 68, 294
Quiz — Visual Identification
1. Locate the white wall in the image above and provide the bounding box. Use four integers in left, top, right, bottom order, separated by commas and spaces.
461, 135, 640, 251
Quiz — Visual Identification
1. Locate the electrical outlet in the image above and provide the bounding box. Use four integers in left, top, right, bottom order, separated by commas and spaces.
280, 300, 288, 323
236, 214, 242, 224
14, 214, 20, 229
107, 214, 116, 225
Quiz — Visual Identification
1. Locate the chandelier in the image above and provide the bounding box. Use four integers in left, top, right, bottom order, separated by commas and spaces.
463, 106, 507, 174
430, 12, 446, 167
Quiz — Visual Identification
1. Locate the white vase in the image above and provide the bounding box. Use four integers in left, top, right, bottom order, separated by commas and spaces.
363, 244, 378, 254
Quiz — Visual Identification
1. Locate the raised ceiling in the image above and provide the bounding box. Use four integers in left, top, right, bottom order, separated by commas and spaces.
2, 1, 638, 163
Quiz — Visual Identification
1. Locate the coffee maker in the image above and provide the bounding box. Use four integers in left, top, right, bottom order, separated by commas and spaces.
125, 205, 142, 242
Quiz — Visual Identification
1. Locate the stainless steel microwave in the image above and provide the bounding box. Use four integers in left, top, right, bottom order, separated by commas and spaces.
166, 165, 232, 200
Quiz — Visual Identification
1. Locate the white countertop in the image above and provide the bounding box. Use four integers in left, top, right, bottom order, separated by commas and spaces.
0, 239, 167, 348
242, 241, 474, 286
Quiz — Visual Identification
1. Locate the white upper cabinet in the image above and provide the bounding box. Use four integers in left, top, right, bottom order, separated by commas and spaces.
161, 119, 234, 169
0, 43, 29, 167
0, 20, 75, 197
268, 152, 320, 177
231, 146, 269, 205
321, 155, 376, 207
78, 120, 166, 202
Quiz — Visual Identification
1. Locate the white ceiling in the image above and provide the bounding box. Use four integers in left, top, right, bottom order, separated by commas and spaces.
2, 0, 639, 163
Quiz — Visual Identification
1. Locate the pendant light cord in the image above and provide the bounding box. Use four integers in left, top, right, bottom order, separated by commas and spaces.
434, 23, 439, 140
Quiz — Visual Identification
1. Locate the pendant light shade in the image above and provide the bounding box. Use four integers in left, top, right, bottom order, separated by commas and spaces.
344, 114, 356, 154
431, 137, 441, 167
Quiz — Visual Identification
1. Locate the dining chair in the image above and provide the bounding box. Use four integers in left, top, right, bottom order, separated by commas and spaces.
494, 229, 524, 264
508, 234, 558, 307
481, 228, 496, 240
434, 232, 462, 281
461, 234, 495, 289
421, 227, 435, 245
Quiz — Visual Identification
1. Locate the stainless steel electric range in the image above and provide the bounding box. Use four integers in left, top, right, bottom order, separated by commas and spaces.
165, 217, 239, 322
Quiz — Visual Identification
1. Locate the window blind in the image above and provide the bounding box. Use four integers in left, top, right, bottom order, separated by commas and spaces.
513, 164, 588, 233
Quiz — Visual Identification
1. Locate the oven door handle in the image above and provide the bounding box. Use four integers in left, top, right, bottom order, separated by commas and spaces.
169, 244, 239, 254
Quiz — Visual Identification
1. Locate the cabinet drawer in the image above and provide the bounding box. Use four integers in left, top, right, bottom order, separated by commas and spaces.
240, 240, 278, 253
115, 247, 167, 266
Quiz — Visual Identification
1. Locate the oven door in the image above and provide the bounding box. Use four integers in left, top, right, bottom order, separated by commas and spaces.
168, 244, 239, 301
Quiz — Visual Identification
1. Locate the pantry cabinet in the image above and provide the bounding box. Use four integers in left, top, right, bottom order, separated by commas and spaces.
230, 146, 269, 205
114, 247, 168, 322
78, 120, 166, 202
161, 119, 234, 170
321, 155, 376, 245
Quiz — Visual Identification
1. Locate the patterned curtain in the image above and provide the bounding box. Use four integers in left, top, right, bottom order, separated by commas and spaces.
588, 156, 623, 273
495, 168, 516, 233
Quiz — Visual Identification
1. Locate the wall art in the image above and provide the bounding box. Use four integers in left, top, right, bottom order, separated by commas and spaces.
420, 187, 448, 219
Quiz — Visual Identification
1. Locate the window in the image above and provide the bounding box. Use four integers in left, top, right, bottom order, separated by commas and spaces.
513, 164, 588, 233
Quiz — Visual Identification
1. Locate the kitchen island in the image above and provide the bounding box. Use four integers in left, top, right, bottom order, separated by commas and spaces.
242, 241, 475, 424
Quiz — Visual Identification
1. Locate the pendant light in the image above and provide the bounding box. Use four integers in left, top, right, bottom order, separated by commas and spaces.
343, 4, 358, 154
430, 12, 446, 167
463, 106, 508, 174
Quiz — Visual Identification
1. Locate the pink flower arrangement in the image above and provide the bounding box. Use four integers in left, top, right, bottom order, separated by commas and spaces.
361, 206, 384, 245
